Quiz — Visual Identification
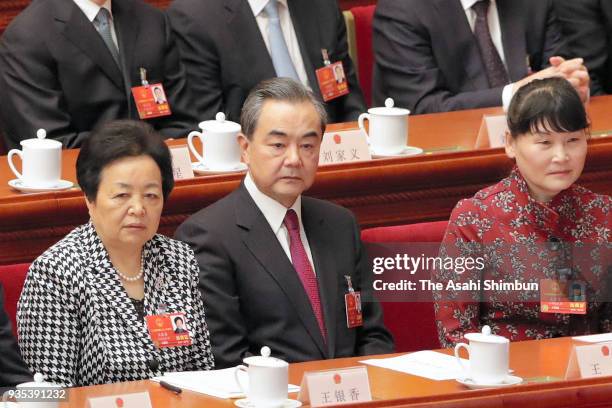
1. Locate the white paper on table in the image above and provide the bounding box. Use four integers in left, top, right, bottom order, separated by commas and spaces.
359, 351, 469, 381
572, 332, 612, 343
152, 367, 300, 399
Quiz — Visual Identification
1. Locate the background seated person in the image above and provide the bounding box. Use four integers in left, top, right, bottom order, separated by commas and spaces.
373, 0, 590, 114
167, 0, 365, 123
0, 0, 198, 149
554, 0, 612, 95
0, 284, 32, 388
175, 78, 393, 368
433, 77, 611, 347
18, 121, 214, 386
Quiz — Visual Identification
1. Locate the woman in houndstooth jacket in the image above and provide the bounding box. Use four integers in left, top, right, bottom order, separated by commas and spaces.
17, 121, 214, 386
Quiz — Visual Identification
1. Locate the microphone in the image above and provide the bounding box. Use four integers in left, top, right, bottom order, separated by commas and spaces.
149, 357, 183, 394
547, 236, 561, 252
148, 358, 160, 375
548, 236, 576, 281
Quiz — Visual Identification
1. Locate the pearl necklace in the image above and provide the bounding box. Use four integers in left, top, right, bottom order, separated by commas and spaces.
115, 251, 145, 282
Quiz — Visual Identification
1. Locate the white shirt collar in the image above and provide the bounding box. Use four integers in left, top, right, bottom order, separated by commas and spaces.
461, 0, 495, 12
248, 0, 288, 17
72, 0, 113, 23
244, 172, 302, 235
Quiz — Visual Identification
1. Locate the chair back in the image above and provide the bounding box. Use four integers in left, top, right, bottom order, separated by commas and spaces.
342, 10, 359, 77
361, 221, 448, 352
0, 263, 30, 336
350, 5, 376, 106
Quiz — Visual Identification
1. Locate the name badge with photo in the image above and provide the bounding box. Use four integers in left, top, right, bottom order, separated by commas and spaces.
540, 279, 587, 315
345, 291, 363, 329
145, 312, 192, 348
131, 83, 172, 119
316, 61, 349, 102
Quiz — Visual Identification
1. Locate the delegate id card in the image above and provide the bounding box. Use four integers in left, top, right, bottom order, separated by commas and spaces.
316, 61, 349, 102
131, 83, 172, 119
540, 279, 587, 315
145, 312, 192, 348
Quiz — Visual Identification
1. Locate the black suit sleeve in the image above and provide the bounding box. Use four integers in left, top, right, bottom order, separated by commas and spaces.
0, 285, 32, 388
167, 6, 228, 122
174, 219, 250, 369
372, 1, 504, 114
152, 14, 200, 138
554, 0, 612, 96
350, 216, 395, 355
0, 21, 91, 149
327, 5, 367, 121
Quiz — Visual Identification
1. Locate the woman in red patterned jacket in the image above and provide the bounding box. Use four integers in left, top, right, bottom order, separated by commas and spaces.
434, 77, 611, 348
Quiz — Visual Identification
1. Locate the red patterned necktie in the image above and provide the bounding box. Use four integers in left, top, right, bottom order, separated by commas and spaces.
284, 209, 327, 341
472, 0, 509, 87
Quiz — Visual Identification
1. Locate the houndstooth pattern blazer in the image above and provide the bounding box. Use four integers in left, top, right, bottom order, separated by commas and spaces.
17, 223, 215, 386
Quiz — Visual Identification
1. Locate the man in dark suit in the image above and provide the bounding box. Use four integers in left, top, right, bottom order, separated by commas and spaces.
175, 78, 393, 368
166, 0, 366, 124
373, 0, 590, 114
554, 0, 612, 95
0, 0, 198, 149
0, 284, 32, 387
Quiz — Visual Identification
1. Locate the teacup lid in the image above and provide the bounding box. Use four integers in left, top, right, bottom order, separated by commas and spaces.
242, 346, 288, 368
17, 373, 62, 389
464, 325, 509, 344
198, 112, 241, 133
20, 129, 62, 149
368, 98, 410, 116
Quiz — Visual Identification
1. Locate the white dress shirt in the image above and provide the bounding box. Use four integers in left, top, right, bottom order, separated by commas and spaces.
244, 172, 316, 274
72, 0, 119, 49
460, 0, 514, 110
248, 0, 310, 88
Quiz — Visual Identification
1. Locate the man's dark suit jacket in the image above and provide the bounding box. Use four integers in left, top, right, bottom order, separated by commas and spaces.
166, 0, 366, 123
373, 0, 564, 114
0, 0, 198, 149
0, 285, 32, 387
554, 0, 612, 95
175, 184, 394, 368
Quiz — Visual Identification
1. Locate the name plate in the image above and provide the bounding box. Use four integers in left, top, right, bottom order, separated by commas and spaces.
565, 342, 612, 379
88, 392, 152, 408
170, 146, 195, 180
475, 114, 508, 148
319, 129, 371, 165
297, 366, 372, 407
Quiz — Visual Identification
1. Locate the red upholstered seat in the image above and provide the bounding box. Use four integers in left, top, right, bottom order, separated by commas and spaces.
350, 5, 376, 107
0, 263, 30, 336
361, 220, 448, 243
361, 221, 448, 352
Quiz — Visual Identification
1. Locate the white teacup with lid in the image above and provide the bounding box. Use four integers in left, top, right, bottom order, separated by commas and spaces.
454, 325, 510, 384
187, 112, 242, 171
234, 346, 288, 408
3, 373, 63, 408
358, 98, 410, 155
7, 129, 62, 188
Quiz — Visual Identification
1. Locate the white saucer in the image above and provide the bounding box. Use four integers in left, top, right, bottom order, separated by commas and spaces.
8, 179, 74, 193
234, 398, 302, 408
371, 146, 424, 158
192, 162, 248, 175
456, 375, 523, 390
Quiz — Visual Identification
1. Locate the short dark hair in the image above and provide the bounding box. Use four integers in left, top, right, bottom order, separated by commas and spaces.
240, 77, 328, 139
507, 77, 590, 138
174, 316, 184, 325
76, 120, 174, 202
